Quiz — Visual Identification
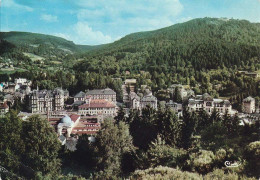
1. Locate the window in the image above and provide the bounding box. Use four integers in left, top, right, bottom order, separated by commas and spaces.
206, 102, 212, 106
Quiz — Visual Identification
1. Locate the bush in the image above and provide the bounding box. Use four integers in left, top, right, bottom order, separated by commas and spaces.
243, 141, 260, 177
130, 166, 203, 180
204, 169, 256, 180
187, 150, 215, 174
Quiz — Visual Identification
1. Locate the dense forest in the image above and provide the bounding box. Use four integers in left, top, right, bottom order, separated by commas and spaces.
1, 18, 260, 106
0, 109, 259, 179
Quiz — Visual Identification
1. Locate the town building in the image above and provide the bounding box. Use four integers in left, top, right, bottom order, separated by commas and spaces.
14, 78, 32, 86
168, 84, 194, 101
74, 91, 86, 102
128, 92, 141, 109
78, 98, 117, 117
140, 90, 157, 109
28, 88, 67, 113
49, 114, 101, 145
242, 96, 255, 114
73, 88, 117, 105
86, 88, 116, 103
124, 79, 137, 92
188, 93, 235, 115
0, 102, 9, 117
166, 100, 183, 117
237, 71, 260, 79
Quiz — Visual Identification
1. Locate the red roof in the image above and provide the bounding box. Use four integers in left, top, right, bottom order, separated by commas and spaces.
0, 102, 9, 109
72, 131, 97, 135
70, 114, 80, 122
79, 99, 115, 109
73, 126, 100, 130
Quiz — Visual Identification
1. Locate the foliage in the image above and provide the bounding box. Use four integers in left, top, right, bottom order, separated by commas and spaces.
186, 150, 215, 174
146, 135, 187, 168
156, 108, 181, 146
129, 106, 157, 150
130, 166, 203, 180
0, 110, 25, 176
201, 121, 228, 151
93, 118, 134, 177
204, 169, 256, 180
243, 141, 260, 177
22, 115, 62, 176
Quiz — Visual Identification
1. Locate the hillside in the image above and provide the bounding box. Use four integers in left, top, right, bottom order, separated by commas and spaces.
0, 31, 106, 71
0, 31, 99, 53
75, 17, 260, 73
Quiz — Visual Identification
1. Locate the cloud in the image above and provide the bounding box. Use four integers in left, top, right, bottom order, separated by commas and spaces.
54, 33, 71, 40
76, 0, 183, 30
41, 14, 58, 22
73, 22, 112, 45
1, 0, 33, 12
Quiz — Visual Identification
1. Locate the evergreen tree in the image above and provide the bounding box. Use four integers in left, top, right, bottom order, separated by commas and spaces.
114, 106, 126, 124
130, 106, 157, 150
94, 118, 134, 177
22, 115, 61, 176
0, 110, 25, 175
74, 134, 95, 170
181, 108, 198, 149
174, 87, 182, 103
157, 108, 181, 146
243, 141, 260, 177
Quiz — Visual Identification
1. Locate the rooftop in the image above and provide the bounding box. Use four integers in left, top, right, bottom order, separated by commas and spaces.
86, 88, 116, 95
0, 102, 9, 109
74, 91, 86, 98
79, 99, 116, 108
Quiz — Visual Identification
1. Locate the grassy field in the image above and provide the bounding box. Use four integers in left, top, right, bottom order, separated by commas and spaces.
0, 68, 28, 74
23, 52, 45, 62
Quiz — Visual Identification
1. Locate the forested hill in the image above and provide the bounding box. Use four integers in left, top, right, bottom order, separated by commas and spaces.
0, 31, 100, 53
75, 17, 260, 73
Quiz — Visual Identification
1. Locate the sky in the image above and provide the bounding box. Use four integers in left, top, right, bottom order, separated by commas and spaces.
1, 0, 260, 45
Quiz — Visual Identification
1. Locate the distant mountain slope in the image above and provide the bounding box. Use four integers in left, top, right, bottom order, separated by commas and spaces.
0, 31, 100, 53
76, 17, 260, 73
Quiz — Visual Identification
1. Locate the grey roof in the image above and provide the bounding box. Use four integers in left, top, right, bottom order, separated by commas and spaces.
74, 91, 85, 98
188, 99, 203, 105
141, 94, 157, 102
72, 101, 85, 106
243, 96, 255, 102
86, 88, 116, 95
129, 92, 140, 101
53, 88, 65, 95
202, 93, 213, 101
65, 137, 78, 151
30, 89, 66, 98
58, 135, 66, 142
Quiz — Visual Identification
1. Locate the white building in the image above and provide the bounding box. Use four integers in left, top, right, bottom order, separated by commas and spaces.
242, 96, 255, 114
86, 88, 116, 103
78, 98, 117, 117
28, 88, 67, 113
140, 90, 157, 110
166, 100, 183, 117
188, 93, 234, 115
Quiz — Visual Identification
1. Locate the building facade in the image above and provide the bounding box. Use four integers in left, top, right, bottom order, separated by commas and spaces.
28, 88, 67, 113
188, 93, 233, 115
242, 96, 255, 114
166, 100, 183, 117
140, 90, 157, 110
78, 98, 117, 117
0, 102, 9, 117
86, 88, 116, 103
